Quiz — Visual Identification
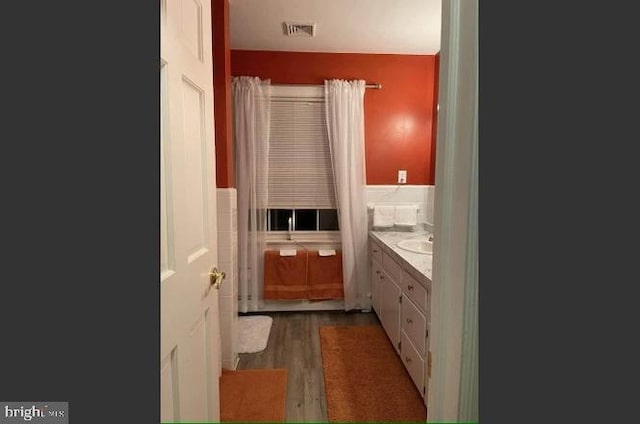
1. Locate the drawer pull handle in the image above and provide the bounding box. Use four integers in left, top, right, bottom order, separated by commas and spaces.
407, 284, 414, 290
405, 357, 412, 363
375, 270, 381, 274
373, 249, 378, 253
380, 275, 385, 280
406, 318, 413, 324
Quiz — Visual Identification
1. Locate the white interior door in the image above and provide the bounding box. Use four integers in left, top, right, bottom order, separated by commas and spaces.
160, 0, 220, 422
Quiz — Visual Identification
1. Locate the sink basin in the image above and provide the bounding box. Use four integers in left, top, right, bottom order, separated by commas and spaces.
396, 237, 433, 254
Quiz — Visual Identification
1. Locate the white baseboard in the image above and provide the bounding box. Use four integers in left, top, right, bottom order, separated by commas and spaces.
245, 299, 345, 312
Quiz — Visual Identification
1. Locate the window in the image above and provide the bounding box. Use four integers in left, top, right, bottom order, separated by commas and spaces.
318, 209, 340, 230
267, 209, 339, 231
267, 209, 293, 231
267, 86, 339, 232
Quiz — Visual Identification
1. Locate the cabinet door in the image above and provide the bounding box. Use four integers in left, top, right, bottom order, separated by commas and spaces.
370, 239, 383, 263
401, 294, 427, 355
371, 259, 383, 316
401, 331, 425, 395
380, 270, 402, 354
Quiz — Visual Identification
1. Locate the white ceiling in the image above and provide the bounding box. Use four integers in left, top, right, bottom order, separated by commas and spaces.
229, 0, 441, 55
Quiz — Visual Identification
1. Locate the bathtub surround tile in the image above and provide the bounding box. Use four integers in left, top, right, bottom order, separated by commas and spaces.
217, 230, 232, 249
219, 243, 233, 263
231, 315, 238, 368
220, 293, 234, 313
221, 297, 233, 334
217, 188, 239, 370
219, 261, 234, 297
217, 210, 234, 230
232, 210, 238, 232
232, 241, 238, 267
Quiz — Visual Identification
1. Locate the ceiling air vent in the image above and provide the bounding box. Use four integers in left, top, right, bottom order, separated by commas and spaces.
283, 22, 316, 37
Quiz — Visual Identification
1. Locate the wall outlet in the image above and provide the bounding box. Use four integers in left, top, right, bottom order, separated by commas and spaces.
398, 170, 407, 184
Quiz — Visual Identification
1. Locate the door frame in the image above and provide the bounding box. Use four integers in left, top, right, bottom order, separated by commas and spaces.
427, 0, 478, 421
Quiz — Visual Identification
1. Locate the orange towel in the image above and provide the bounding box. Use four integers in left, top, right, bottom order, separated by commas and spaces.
263, 250, 308, 300
306, 250, 344, 300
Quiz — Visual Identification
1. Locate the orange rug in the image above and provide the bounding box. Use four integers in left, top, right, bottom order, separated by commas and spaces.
220, 369, 287, 422
319, 325, 427, 422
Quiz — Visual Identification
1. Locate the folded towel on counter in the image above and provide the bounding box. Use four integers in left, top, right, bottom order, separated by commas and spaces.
318, 249, 336, 257
373, 205, 395, 228
279, 249, 297, 256
394, 205, 419, 226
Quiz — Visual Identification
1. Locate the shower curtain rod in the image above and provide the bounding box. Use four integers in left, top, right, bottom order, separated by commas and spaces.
272, 82, 382, 89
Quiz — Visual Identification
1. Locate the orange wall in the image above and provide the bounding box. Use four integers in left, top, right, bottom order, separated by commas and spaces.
231, 50, 437, 185
212, 0, 233, 188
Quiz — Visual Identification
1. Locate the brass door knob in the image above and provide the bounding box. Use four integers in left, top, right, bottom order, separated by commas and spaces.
208, 267, 225, 290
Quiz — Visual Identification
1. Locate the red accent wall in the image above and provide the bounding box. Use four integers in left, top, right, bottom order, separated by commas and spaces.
231, 50, 437, 185
212, 0, 233, 188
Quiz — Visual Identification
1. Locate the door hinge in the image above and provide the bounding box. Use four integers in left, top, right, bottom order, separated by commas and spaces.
398, 341, 401, 351
428, 351, 432, 378
423, 385, 426, 396
399, 295, 402, 303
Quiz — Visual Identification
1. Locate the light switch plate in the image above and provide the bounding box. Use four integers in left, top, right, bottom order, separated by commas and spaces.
398, 170, 407, 184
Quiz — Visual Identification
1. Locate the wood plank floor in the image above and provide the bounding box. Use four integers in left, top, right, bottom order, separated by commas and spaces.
237, 310, 381, 422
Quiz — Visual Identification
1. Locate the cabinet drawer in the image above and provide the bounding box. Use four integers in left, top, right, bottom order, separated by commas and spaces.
401, 295, 427, 355
401, 331, 425, 396
403, 271, 428, 313
382, 251, 403, 284
369, 239, 383, 263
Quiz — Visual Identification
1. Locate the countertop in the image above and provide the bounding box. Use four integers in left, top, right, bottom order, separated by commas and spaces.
369, 230, 433, 285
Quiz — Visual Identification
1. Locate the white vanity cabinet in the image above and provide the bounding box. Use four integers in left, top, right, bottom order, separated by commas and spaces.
369, 234, 431, 401
400, 272, 430, 396
370, 240, 383, 314
380, 267, 402, 354
380, 250, 403, 353
371, 240, 402, 354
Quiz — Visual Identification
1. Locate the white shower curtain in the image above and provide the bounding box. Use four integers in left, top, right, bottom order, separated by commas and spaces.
324, 79, 370, 311
233, 76, 270, 313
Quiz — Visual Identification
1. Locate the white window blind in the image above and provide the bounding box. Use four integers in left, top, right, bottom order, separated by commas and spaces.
268, 98, 336, 209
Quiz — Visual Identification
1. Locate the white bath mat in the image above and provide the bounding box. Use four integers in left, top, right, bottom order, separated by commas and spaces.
238, 315, 273, 353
